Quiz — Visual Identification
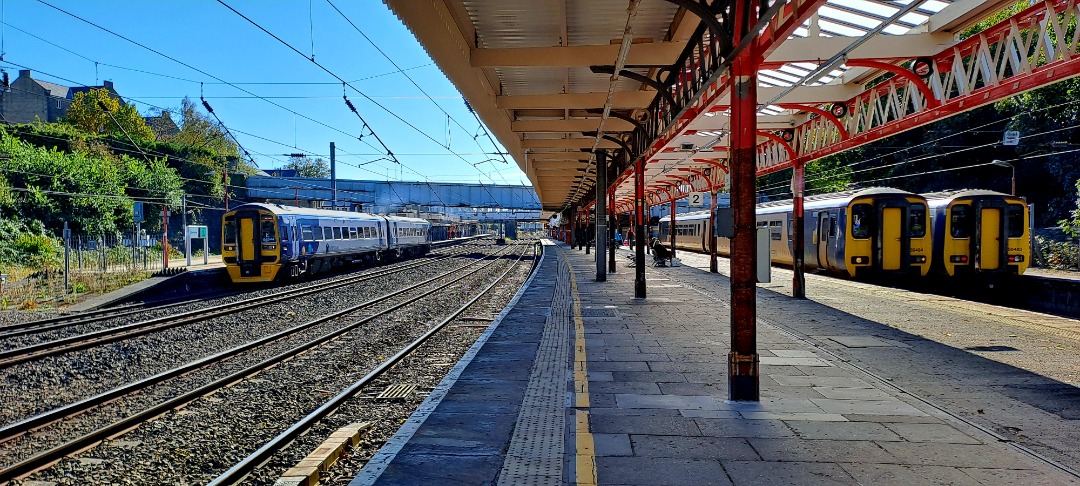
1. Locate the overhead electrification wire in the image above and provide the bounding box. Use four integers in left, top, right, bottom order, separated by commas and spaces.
214, 0, 399, 162
0, 21, 201, 83
31, 0, 396, 161
755, 98, 1080, 196
325, 0, 511, 175
216, 0, 505, 197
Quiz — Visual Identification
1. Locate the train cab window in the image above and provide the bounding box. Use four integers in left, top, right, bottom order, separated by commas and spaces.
333, 227, 342, 240
850, 204, 873, 239
769, 220, 782, 240
261, 220, 277, 243
280, 224, 289, 242
909, 206, 927, 237
950, 205, 972, 238
223, 219, 237, 244
1007, 205, 1025, 237
302, 225, 315, 241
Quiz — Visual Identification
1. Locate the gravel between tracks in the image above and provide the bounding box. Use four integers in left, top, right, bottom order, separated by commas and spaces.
5, 240, 534, 485
0, 245, 492, 425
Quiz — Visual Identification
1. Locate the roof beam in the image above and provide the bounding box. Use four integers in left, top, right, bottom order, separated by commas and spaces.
522, 138, 621, 150
512, 119, 635, 132
527, 153, 593, 161
711, 84, 862, 106
532, 161, 588, 169
497, 91, 655, 110
766, 32, 955, 64
471, 42, 686, 67
928, 0, 1016, 33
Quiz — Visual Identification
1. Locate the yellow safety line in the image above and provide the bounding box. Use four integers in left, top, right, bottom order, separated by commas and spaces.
566, 257, 597, 486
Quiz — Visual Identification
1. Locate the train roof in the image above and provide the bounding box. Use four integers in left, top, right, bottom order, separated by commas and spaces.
922, 189, 1026, 208
667, 187, 925, 222
226, 203, 430, 224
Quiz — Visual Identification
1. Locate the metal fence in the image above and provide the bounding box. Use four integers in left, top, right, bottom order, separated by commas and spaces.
63, 231, 179, 275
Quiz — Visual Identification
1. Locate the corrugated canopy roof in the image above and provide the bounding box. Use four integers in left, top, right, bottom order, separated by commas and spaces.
386, 0, 1020, 214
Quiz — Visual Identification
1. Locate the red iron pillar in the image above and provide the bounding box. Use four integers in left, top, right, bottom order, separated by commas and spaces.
729, 0, 760, 401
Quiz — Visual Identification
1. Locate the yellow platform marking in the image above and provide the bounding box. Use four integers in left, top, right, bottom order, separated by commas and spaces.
566, 256, 597, 485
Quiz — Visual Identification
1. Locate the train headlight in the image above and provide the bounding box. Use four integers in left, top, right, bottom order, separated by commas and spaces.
909, 255, 926, 264
850, 256, 869, 264
949, 255, 968, 263
263, 245, 277, 250
224, 245, 235, 252
1008, 255, 1024, 262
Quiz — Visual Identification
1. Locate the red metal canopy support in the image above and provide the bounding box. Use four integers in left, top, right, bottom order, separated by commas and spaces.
634, 155, 646, 298
729, 0, 760, 402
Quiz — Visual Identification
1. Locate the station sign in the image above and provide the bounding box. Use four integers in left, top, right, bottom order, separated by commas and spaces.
1002, 130, 1020, 146
688, 192, 705, 207
133, 202, 144, 223
186, 225, 208, 239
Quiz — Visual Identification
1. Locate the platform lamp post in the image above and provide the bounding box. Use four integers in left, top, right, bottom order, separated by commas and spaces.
990, 160, 1015, 196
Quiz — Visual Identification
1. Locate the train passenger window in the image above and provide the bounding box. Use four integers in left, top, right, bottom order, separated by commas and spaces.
909, 206, 926, 237
261, 220, 276, 243
350, 228, 358, 239
224, 220, 236, 244
950, 205, 972, 238
333, 227, 342, 240
1007, 205, 1025, 237
770, 220, 782, 240
302, 225, 315, 241
363, 227, 370, 238
850, 204, 873, 239
324, 227, 333, 240
829, 218, 837, 237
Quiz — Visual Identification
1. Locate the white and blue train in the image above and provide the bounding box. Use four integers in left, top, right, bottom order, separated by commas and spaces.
222, 203, 431, 283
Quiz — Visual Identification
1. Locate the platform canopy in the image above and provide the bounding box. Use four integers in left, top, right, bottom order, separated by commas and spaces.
386, 0, 1080, 214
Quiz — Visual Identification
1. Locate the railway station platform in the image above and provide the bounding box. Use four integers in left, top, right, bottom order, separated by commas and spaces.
66, 257, 226, 312
352, 240, 1080, 485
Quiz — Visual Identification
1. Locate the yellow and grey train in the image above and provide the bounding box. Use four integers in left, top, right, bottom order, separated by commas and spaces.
658, 187, 933, 278
222, 203, 431, 283
923, 189, 1030, 276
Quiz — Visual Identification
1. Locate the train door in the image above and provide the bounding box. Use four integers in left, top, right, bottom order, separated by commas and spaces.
976, 204, 1003, 270
234, 208, 262, 278
816, 212, 830, 268
880, 207, 903, 270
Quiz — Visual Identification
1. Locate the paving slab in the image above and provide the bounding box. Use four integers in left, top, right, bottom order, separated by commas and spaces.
353, 242, 1080, 486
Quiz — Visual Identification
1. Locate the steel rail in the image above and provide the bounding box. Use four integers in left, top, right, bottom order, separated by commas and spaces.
0, 244, 520, 482
208, 242, 535, 485
0, 245, 506, 445
0, 291, 246, 339
0, 248, 471, 367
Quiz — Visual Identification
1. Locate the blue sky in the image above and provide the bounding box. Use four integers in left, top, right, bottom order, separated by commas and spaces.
1, 0, 524, 186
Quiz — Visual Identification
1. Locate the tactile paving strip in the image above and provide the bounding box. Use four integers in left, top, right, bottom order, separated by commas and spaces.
497, 250, 572, 485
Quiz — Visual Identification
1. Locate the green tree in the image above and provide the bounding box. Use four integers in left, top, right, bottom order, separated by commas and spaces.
285, 155, 331, 178
0, 127, 182, 236
63, 88, 155, 142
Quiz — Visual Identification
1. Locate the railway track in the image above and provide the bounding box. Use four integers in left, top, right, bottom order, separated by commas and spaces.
0, 245, 481, 365
0, 242, 530, 482
211, 241, 537, 484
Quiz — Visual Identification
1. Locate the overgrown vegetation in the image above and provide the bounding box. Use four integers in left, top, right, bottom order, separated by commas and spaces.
0, 90, 250, 308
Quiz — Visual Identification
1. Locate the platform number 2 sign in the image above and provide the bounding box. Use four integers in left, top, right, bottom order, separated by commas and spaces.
689, 192, 704, 207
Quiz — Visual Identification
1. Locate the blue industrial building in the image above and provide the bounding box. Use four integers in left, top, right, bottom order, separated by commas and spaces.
244, 176, 543, 222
